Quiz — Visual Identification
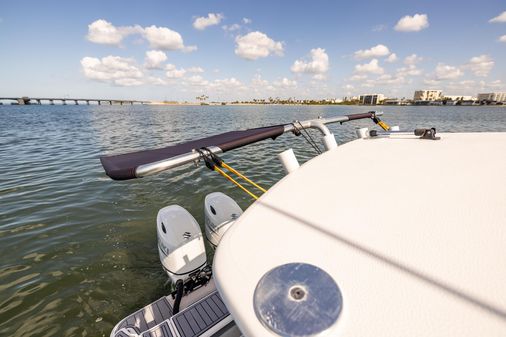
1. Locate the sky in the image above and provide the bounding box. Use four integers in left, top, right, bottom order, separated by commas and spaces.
1, 0, 505, 101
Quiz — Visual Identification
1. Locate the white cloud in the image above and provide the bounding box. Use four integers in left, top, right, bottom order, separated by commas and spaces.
424, 78, 441, 86
499, 35, 506, 42
185, 75, 209, 86
147, 77, 168, 86
459, 80, 475, 86
404, 54, 423, 65
274, 78, 297, 88
81, 56, 143, 86
372, 74, 408, 86
386, 53, 398, 63
115, 78, 144, 86
144, 50, 167, 69
86, 20, 194, 52
250, 74, 276, 94
465, 55, 494, 77
354, 59, 384, 74
193, 13, 224, 30
165, 64, 186, 78
354, 44, 390, 59
222, 24, 241, 32
234, 31, 284, 60
350, 72, 411, 90
350, 74, 367, 81
479, 79, 503, 89
489, 11, 506, 23
394, 14, 429, 32
435, 63, 463, 80
252, 74, 269, 86
397, 64, 422, 76
223, 18, 251, 34
291, 48, 329, 78
86, 19, 142, 46
183, 76, 247, 94
186, 66, 204, 73
312, 74, 326, 80
183, 45, 198, 53
211, 78, 244, 89
143, 25, 185, 50
377, 74, 406, 84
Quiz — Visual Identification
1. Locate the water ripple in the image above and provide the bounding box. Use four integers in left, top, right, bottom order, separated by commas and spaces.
0, 104, 505, 336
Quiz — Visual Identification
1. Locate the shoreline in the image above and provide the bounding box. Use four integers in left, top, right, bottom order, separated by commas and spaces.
2, 101, 505, 107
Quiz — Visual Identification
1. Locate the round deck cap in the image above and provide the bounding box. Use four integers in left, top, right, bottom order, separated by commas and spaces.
253, 263, 342, 336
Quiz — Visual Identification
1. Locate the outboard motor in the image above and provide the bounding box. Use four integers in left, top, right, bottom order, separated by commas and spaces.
204, 192, 243, 248
157, 205, 207, 284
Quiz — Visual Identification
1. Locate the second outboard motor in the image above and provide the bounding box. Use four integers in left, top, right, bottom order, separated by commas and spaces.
157, 205, 207, 284
204, 192, 243, 248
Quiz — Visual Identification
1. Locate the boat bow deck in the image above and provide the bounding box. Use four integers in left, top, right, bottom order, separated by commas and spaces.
214, 132, 506, 336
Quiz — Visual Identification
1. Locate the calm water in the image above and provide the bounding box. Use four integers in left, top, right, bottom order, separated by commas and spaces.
1, 105, 505, 336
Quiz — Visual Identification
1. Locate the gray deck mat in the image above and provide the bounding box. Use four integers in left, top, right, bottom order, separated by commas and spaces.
115, 297, 173, 336
142, 322, 173, 337
172, 292, 229, 337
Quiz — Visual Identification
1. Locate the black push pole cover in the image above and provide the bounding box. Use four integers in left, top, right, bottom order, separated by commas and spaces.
345, 111, 375, 121
100, 112, 381, 180
100, 125, 285, 180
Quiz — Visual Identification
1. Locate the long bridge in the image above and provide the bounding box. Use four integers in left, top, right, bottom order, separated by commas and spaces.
0, 96, 150, 105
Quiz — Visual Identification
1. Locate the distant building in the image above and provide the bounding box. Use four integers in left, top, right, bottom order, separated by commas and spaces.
477, 92, 506, 102
359, 94, 384, 105
383, 98, 412, 105
323, 98, 343, 103
414, 90, 443, 101
342, 96, 359, 102
444, 95, 474, 101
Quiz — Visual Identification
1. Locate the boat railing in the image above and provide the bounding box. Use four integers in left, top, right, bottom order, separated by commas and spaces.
135, 112, 383, 178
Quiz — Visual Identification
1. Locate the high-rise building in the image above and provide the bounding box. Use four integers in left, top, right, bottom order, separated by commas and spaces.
413, 90, 443, 101
359, 94, 384, 105
477, 92, 506, 102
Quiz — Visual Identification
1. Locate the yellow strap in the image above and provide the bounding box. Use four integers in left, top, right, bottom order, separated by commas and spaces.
221, 162, 267, 193
377, 120, 390, 131
214, 166, 259, 200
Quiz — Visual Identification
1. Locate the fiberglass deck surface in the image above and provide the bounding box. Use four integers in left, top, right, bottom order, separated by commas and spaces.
116, 296, 173, 335
214, 132, 506, 337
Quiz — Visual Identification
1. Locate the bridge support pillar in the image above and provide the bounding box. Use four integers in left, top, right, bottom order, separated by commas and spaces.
86, 100, 90, 105
109, 101, 112, 105
74, 100, 79, 105
98, 101, 101, 105
62, 100, 67, 105
50, 100, 54, 105
36, 99, 42, 105
130, 101, 133, 105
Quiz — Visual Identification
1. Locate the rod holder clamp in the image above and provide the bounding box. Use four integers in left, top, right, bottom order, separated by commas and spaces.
291, 120, 302, 136
415, 128, 440, 140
